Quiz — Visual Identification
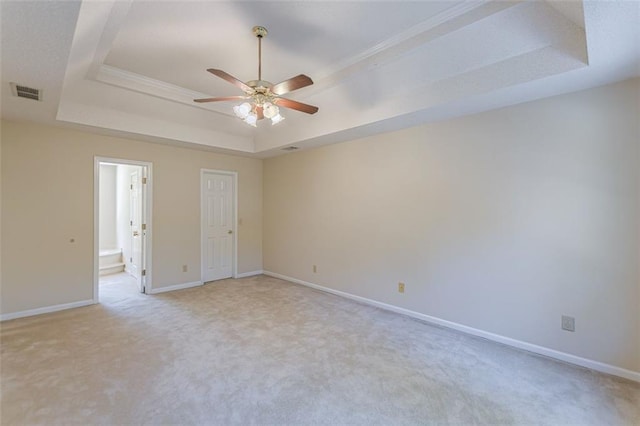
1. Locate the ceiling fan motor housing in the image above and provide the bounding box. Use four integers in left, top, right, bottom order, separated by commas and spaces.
247, 80, 273, 91
253, 26, 268, 38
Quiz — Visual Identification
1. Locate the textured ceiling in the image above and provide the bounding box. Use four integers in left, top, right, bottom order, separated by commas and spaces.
1, 1, 639, 157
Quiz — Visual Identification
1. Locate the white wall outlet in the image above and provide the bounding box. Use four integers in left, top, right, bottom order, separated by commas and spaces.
182, 264, 188, 273
561, 315, 575, 332
313, 265, 317, 273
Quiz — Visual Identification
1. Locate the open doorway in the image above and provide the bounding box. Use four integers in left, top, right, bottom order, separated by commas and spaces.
94, 157, 152, 303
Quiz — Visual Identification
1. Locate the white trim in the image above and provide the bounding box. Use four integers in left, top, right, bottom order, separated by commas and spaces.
263, 271, 640, 383
95, 65, 231, 115
99, 64, 208, 99
93, 159, 100, 303
235, 270, 264, 278
147, 281, 203, 295
94, 157, 153, 300
141, 164, 153, 292
1, 300, 95, 322
200, 169, 238, 282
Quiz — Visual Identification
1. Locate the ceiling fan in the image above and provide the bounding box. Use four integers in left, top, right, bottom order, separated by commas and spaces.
195, 26, 318, 126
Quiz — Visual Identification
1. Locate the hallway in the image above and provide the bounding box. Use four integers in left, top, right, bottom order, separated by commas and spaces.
99, 272, 143, 305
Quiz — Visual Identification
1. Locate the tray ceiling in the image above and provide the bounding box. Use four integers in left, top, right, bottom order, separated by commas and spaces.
1, 1, 639, 157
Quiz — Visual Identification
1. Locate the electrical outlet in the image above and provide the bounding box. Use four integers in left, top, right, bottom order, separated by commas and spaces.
561, 315, 575, 332
182, 265, 188, 273
313, 265, 317, 273
398, 282, 405, 293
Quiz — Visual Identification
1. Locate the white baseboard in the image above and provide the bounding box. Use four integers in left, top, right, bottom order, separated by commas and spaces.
0, 299, 95, 322
263, 271, 640, 383
148, 280, 203, 294
235, 270, 264, 278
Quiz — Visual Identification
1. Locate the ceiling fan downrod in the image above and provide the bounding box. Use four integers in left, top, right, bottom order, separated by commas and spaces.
253, 26, 268, 81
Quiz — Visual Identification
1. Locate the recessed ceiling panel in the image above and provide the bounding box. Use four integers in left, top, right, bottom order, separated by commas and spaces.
104, 1, 455, 94
2, 0, 638, 157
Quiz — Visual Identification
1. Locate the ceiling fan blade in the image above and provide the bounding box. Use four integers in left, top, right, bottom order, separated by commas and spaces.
274, 97, 319, 115
194, 96, 248, 103
270, 74, 314, 96
207, 69, 253, 93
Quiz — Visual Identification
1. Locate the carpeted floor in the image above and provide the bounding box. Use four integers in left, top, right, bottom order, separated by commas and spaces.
1, 274, 639, 425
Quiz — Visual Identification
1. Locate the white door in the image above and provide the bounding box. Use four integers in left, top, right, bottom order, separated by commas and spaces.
129, 169, 143, 290
202, 172, 234, 282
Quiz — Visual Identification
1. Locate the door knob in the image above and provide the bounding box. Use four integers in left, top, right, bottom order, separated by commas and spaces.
133, 231, 140, 236
228, 230, 233, 234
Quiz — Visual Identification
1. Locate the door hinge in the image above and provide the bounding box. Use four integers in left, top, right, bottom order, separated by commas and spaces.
130, 220, 133, 226
142, 177, 147, 184
130, 257, 133, 263
141, 223, 147, 230
130, 184, 133, 190
142, 269, 146, 276
142, 286, 146, 293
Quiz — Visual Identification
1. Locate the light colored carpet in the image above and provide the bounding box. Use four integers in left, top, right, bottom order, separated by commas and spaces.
1, 274, 638, 425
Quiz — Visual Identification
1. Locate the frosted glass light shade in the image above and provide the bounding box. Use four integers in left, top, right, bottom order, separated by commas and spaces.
271, 113, 285, 125
244, 112, 258, 127
233, 101, 284, 126
233, 102, 252, 119
263, 102, 279, 119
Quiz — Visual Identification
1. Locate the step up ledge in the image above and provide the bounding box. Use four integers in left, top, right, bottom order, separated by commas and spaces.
99, 249, 122, 256
99, 264, 125, 276
99, 253, 123, 268
100, 262, 125, 270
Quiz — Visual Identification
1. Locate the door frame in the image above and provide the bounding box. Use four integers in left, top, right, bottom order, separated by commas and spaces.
94, 157, 153, 302
128, 168, 143, 280
200, 169, 238, 282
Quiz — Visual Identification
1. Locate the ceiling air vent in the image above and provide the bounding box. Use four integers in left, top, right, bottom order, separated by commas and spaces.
10, 83, 42, 101
282, 146, 299, 151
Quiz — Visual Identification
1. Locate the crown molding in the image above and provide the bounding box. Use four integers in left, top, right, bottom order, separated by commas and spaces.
300, 0, 513, 99
95, 64, 233, 116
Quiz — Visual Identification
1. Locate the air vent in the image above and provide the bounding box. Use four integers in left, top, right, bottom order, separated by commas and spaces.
10, 83, 42, 101
282, 146, 299, 151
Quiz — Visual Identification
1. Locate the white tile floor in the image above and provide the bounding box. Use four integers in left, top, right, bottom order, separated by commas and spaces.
99, 272, 144, 304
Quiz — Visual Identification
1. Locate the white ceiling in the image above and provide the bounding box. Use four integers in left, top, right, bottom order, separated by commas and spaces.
1, 1, 639, 157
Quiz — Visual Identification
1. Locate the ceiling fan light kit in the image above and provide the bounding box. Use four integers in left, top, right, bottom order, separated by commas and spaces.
195, 26, 317, 127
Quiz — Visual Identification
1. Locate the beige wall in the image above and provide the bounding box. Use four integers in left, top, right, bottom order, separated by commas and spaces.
1, 79, 638, 373
264, 78, 640, 372
1, 121, 262, 313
